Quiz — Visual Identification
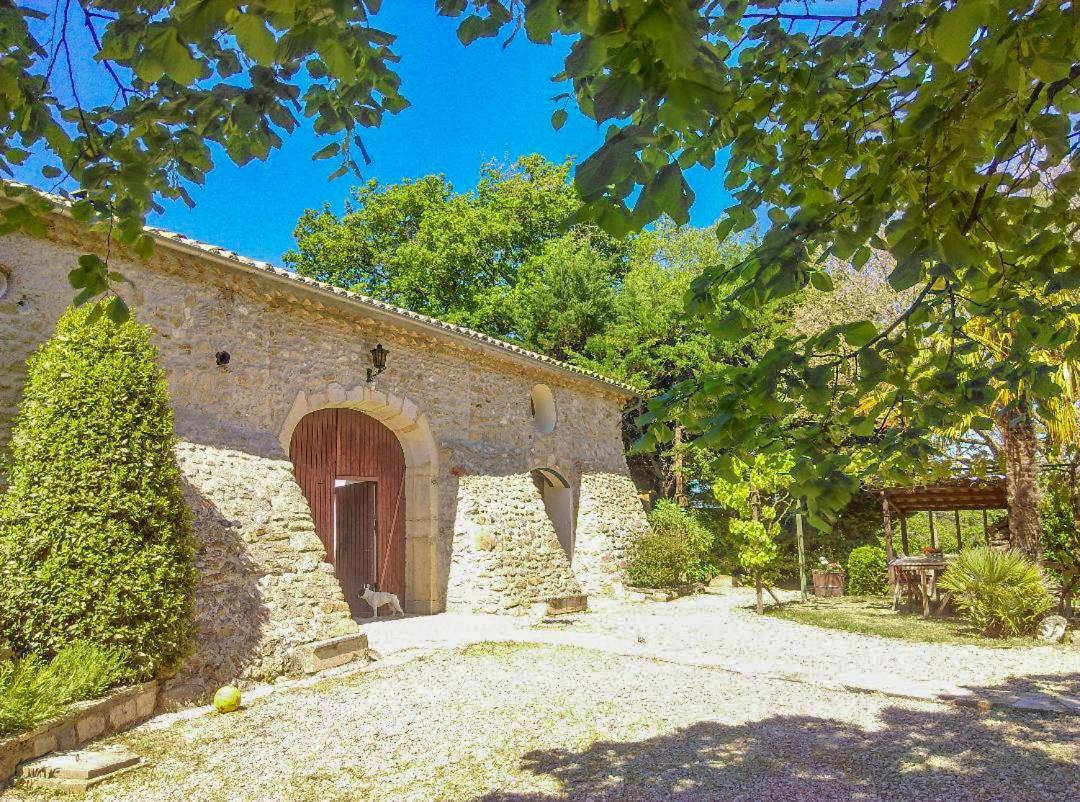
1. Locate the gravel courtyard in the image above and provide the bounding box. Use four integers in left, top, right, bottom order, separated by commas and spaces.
7, 593, 1079, 801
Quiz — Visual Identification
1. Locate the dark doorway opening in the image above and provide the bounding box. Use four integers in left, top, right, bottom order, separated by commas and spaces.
334, 479, 377, 617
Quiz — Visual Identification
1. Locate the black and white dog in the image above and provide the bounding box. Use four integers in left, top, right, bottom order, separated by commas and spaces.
361, 584, 404, 618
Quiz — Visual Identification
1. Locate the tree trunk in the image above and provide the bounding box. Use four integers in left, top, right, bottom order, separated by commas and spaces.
1000, 407, 1042, 562
673, 423, 688, 507
754, 569, 764, 615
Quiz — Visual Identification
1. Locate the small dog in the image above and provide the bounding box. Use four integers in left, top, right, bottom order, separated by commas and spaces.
361, 584, 404, 618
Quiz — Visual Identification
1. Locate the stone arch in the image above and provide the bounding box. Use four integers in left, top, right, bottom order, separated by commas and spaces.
279, 384, 440, 614
531, 466, 576, 562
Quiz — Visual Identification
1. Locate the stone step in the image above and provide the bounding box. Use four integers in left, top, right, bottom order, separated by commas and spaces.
535, 594, 588, 616
297, 632, 370, 673
18, 746, 142, 793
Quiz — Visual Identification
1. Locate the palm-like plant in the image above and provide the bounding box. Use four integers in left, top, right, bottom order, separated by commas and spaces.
939, 548, 1053, 637
949, 301, 1080, 561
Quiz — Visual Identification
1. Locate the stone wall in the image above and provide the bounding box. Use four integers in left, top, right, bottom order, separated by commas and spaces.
446, 474, 582, 614
574, 473, 651, 596
162, 412, 360, 707
0, 219, 650, 688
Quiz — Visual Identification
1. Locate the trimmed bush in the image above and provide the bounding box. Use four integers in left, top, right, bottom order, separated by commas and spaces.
0, 306, 195, 681
648, 499, 719, 583
846, 545, 888, 596
626, 529, 689, 588
939, 548, 1053, 637
627, 500, 700, 588
0, 642, 125, 737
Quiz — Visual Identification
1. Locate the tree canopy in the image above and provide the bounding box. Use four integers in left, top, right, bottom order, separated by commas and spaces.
285, 154, 627, 354
4, 1, 1077, 528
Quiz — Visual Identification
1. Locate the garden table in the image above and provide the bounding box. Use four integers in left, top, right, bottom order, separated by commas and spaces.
890, 556, 951, 618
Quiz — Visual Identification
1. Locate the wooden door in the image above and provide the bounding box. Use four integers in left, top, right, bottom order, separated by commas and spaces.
335, 481, 376, 617
290, 409, 407, 616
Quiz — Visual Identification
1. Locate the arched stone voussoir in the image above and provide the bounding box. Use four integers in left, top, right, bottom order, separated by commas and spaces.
279, 384, 437, 471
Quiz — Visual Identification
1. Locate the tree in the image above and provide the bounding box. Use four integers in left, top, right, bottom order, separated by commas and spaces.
582, 222, 787, 500
0, 306, 195, 681
284, 155, 624, 342
444, 1, 1080, 536
2, 0, 409, 321
510, 230, 621, 361
712, 452, 794, 614
7, 2, 1077, 534
932, 296, 1080, 561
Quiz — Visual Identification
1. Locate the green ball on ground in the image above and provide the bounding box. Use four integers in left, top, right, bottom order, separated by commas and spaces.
213, 685, 241, 713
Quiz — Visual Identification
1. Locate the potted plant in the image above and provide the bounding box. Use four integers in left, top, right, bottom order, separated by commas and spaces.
812, 556, 845, 597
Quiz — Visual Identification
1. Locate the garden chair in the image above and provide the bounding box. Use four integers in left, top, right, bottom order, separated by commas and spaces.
889, 565, 917, 610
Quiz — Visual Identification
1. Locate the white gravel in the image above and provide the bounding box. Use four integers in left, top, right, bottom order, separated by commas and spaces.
7, 641, 1077, 802
560, 590, 1080, 697
7, 591, 1078, 801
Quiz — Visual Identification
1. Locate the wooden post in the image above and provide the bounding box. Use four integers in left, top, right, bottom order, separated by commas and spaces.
796, 510, 807, 601
928, 510, 937, 550
954, 509, 962, 551
899, 515, 909, 555
982, 509, 989, 545
882, 497, 895, 562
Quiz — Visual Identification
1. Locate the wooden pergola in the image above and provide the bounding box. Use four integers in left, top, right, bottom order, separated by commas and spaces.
872, 478, 1009, 561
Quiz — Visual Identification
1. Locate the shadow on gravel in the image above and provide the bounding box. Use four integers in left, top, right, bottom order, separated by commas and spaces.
474, 674, 1080, 802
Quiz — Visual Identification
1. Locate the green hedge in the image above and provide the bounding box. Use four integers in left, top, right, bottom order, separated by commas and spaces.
0, 306, 195, 681
846, 545, 888, 596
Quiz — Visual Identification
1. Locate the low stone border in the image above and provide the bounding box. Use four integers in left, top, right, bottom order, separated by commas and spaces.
624, 583, 705, 602
0, 681, 158, 787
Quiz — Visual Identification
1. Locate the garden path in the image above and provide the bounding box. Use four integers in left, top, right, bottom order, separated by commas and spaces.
361, 590, 1080, 714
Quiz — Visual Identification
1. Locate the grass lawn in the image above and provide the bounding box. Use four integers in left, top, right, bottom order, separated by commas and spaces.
766, 595, 1062, 649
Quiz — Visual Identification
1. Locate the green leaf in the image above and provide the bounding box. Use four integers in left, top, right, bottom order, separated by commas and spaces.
233, 15, 276, 66
638, 162, 694, 225
106, 296, 130, 323
457, 16, 488, 45
574, 137, 638, 199
524, 0, 559, 43
550, 109, 568, 130
809, 271, 834, 292
312, 141, 340, 161
888, 258, 923, 291
932, 2, 979, 66
842, 320, 878, 347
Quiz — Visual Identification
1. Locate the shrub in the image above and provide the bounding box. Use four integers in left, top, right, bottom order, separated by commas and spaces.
939, 548, 1054, 637
846, 545, 888, 596
0, 306, 195, 681
0, 642, 125, 737
1041, 479, 1079, 608
626, 500, 702, 588
648, 499, 719, 583
626, 530, 689, 588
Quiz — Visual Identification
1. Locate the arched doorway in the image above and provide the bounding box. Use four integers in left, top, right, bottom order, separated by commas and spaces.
290, 408, 406, 617
532, 467, 575, 561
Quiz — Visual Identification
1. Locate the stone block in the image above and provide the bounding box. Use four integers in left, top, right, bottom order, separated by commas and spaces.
297, 633, 369, 674
543, 595, 588, 615
74, 713, 106, 742
18, 746, 142, 793
20, 746, 141, 781
107, 698, 137, 730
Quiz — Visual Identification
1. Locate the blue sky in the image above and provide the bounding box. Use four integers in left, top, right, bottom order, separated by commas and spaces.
17, 6, 734, 265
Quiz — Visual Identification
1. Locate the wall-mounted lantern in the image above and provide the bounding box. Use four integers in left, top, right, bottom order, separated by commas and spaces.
367, 342, 388, 382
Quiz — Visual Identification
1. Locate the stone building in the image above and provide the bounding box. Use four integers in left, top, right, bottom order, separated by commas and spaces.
0, 211, 649, 703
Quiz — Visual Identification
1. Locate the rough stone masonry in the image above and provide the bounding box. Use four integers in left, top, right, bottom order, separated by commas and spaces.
0, 212, 650, 704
